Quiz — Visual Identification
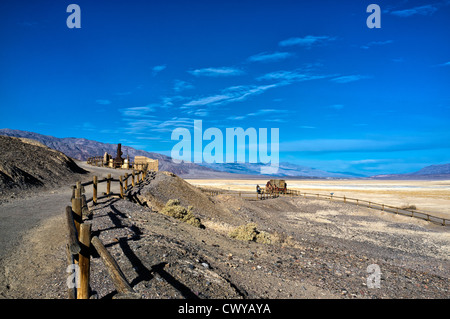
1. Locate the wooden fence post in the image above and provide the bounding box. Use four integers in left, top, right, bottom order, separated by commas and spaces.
71, 186, 82, 235
124, 173, 128, 191
93, 176, 98, 205
65, 206, 81, 255
65, 244, 76, 299
107, 174, 111, 197
132, 171, 135, 187
120, 176, 124, 199
78, 223, 91, 299
81, 194, 89, 219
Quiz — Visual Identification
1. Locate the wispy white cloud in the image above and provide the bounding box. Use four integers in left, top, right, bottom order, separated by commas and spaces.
183, 84, 279, 107
226, 115, 247, 120
183, 68, 332, 109
188, 67, 244, 77
330, 75, 371, 84
279, 35, 335, 47
95, 99, 111, 105
173, 79, 194, 92
437, 61, 450, 67
152, 64, 166, 76
360, 40, 394, 49
247, 51, 293, 62
123, 117, 195, 134
193, 109, 209, 117
227, 109, 289, 121
257, 69, 333, 83
184, 94, 231, 107
389, 4, 439, 17
120, 106, 155, 117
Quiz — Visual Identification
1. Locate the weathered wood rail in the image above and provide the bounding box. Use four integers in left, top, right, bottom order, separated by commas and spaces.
65, 169, 149, 299
200, 187, 449, 226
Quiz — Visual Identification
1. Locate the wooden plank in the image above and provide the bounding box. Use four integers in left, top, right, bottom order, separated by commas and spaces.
90, 236, 134, 294
80, 181, 94, 187
77, 223, 91, 299
65, 206, 81, 255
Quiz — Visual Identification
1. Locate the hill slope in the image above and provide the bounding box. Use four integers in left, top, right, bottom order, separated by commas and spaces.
0, 135, 88, 199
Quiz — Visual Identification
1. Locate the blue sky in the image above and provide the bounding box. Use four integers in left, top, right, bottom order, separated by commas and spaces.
0, 0, 449, 175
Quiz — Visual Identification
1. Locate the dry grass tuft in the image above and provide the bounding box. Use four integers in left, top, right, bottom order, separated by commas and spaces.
160, 199, 203, 228
228, 223, 272, 244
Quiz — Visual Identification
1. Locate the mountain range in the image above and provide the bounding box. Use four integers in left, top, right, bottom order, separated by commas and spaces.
0, 129, 449, 179
199, 162, 364, 178
370, 163, 450, 180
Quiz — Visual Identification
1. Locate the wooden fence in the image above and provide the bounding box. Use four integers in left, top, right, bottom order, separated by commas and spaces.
200, 188, 449, 227
65, 169, 149, 299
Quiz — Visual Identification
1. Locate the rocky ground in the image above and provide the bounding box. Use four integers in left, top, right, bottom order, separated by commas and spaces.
1, 170, 448, 299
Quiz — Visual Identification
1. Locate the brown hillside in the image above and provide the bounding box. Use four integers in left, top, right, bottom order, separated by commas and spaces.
0, 135, 88, 200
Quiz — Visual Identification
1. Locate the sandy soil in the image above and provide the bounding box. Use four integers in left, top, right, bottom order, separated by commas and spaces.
185, 179, 450, 219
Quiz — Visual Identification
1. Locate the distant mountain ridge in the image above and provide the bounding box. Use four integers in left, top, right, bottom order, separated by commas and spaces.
411, 163, 450, 175
2, 129, 447, 179
199, 162, 362, 178
0, 129, 361, 179
370, 163, 450, 180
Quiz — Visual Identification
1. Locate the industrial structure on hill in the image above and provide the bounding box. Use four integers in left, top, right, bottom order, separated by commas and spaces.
87, 143, 159, 172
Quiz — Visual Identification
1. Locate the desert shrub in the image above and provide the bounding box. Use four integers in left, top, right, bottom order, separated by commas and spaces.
161, 199, 203, 228
228, 223, 272, 244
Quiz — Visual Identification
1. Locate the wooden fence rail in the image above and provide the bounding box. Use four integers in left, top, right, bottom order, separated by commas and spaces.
64, 168, 149, 299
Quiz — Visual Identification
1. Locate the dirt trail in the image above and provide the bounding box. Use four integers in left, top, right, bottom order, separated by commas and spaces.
0, 162, 129, 260
0, 162, 132, 298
